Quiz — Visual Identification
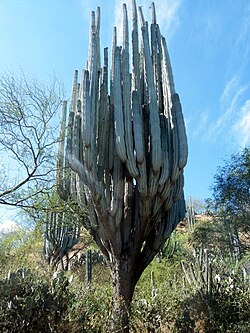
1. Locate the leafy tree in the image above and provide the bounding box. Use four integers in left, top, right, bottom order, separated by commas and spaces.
210, 147, 250, 254
0, 225, 43, 276
189, 217, 232, 255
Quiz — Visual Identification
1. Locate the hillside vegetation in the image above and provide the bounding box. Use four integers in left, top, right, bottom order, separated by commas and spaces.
0, 212, 250, 333
0, 147, 249, 332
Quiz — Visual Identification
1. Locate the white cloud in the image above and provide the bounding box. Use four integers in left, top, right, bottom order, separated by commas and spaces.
207, 77, 247, 143
220, 77, 239, 106
233, 99, 250, 147
0, 220, 18, 235
155, 0, 181, 38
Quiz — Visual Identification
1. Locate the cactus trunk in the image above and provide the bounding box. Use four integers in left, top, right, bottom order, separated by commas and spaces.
109, 258, 136, 333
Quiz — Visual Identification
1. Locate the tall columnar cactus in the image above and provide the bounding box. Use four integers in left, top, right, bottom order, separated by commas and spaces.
61, 1, 188, 331
43, 101, 82, 271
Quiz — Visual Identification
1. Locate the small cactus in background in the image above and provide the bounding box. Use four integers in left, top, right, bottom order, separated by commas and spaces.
85, 249, 92, 284
181, 247, 213, 297
43, 210, 81, 271
60, 1, 188, 331
187, 200, 196, 231
157, 232, 177, 260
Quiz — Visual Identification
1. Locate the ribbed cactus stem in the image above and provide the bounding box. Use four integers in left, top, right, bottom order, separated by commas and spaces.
138, 6, 145, 25
132, 0, 140, 92
158, 114, 170, 186
132, 90, 145, 164
82, 70, 91, 148
161, 37, 175, 97
123, 4, 139, 178
172, 94, 188, 169
97, 48, 109, 179
86, 249, 92, 284
57, 100, 68, 199
141, 22, 162, 173
114, 46, 127, 163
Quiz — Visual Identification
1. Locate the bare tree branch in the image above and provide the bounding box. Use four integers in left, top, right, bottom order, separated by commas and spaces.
0, 71, 64, 208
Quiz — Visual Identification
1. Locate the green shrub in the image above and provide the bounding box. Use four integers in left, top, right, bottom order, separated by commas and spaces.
175, 271, 250, 333
65, 278, 112, 333
129, 254, 250, 333
1, 230, 249, 333
0, 268, 69, 333
130, 258, 186, 332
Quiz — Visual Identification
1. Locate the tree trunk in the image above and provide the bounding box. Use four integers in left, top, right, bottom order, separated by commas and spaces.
230, 224, 241, 260
109, 257, 136, 333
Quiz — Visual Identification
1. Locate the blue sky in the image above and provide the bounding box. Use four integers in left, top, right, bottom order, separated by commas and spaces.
0, 0, 250, 225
